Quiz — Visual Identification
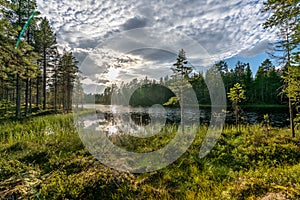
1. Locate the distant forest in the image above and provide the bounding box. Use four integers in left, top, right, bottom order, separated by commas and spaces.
85, 59, 284, 107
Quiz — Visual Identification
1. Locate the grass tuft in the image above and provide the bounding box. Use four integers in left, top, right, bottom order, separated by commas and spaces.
0, 114, 299, 199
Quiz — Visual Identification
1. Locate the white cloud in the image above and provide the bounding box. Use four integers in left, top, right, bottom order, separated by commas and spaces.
37, 0, 276, 93
239, 40, 273, 58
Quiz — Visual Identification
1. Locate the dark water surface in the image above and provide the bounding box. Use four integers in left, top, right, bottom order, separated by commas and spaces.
85, 104, 290, 128
225, 106, 289, 127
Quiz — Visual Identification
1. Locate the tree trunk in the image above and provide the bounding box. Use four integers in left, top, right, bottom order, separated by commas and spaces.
1, 79, 4, 101
234, 101, 238, 127
43, 48, 47, 110
67, 81, 72, 112
36, 76, 39, 108
285, 26, 295, 137
180, 84, 184, 134
5, 88, 9, 115
54, 80, 57, 112
235, 106, 238, 126
25, 77, 29, 116
288, 97, 295, 137
16, 74, 21, 119
29, 79, 32, 114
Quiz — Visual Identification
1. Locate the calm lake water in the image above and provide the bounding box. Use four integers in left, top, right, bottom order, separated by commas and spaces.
82, 104, 290, 128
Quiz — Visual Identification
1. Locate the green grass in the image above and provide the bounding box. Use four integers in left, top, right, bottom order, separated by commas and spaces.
0, 114, 299, 199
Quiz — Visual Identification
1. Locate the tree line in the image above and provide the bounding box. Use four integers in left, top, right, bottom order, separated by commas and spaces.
86, 58, 284, 106
0, 0, 80, 119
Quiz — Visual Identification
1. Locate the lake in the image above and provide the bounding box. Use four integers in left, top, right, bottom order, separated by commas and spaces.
81, 104, 290, 128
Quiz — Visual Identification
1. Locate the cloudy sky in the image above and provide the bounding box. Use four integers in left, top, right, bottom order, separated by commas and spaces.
37, 0, 276, 94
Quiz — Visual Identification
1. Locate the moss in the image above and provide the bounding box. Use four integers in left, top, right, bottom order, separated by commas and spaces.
0, 114, 299, 199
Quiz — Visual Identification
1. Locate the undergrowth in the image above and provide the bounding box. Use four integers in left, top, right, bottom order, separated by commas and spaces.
0, 114, 299, 199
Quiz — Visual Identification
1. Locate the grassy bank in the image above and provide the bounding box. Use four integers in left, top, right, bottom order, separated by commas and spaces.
0, 114, 299, 199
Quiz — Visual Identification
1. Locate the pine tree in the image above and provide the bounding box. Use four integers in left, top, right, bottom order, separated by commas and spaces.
2, 0, 39, 118
0, 1, 17, 114
228, 83, 246, 126
48, 51, 60, 112
73, 75, 84, 110
263, 0, 299, 137
57, 50, 79, 112
23, 0, 38, 116
170, 49, 192, 133
244, 64, 253, 103
34, 17, 57, 110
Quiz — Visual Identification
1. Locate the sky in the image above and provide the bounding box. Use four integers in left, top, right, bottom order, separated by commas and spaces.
37, 0, 278, 94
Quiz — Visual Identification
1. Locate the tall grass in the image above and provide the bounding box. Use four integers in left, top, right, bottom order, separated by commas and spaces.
0, 114, 299, 199
0, 114, 75, 145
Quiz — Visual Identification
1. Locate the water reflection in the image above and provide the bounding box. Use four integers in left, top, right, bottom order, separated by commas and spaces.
82, 104, 290, 133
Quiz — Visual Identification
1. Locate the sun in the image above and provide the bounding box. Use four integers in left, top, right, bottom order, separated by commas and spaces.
105, 67, 120, 82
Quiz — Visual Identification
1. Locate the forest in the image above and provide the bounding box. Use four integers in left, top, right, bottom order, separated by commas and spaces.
0, 0, 81, 120
91, 58, 283, 106
0, 0, 300, 199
